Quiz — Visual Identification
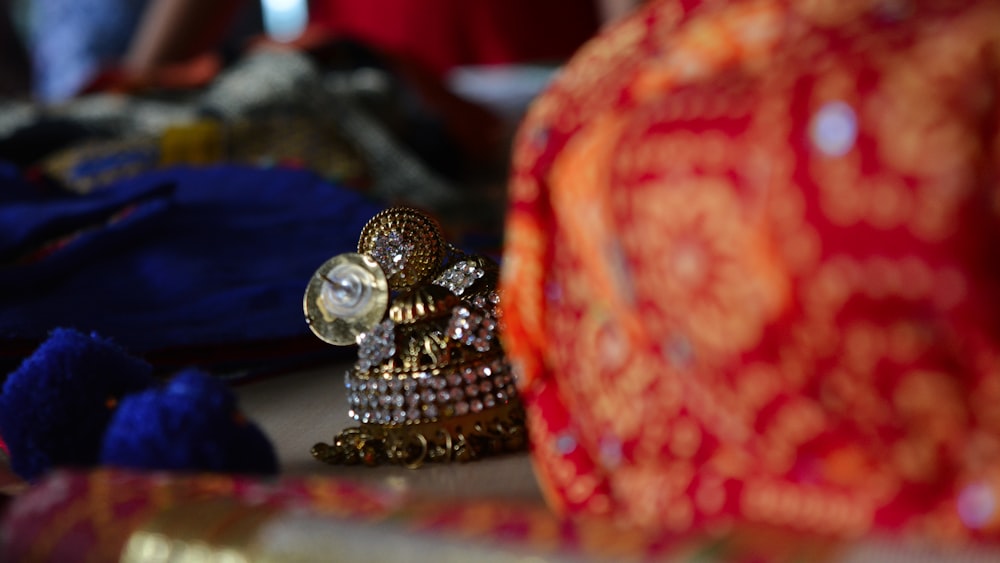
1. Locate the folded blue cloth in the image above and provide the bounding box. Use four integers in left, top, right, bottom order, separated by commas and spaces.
0, 163, 382, 374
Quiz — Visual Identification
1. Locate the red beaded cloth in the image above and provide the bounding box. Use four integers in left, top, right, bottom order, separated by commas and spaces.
501, 0, 1000, 543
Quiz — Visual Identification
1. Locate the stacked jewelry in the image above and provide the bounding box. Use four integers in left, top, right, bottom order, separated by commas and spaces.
304, 208, 525, 468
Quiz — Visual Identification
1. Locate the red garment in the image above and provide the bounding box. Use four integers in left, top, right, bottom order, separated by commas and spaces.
503, 0, 1000, 545
308, 0, 601, 76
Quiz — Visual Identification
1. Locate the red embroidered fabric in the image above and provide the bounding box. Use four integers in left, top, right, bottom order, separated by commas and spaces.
502, 0, 1000, 542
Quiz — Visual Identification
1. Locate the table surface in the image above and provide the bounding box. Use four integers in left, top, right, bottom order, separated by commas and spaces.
6, 364, 1000, 561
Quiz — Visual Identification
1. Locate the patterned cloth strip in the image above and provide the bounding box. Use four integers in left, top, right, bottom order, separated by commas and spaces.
0, 468, 854, 562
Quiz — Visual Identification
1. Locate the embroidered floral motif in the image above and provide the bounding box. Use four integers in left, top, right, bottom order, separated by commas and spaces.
501, 0, 1000, 542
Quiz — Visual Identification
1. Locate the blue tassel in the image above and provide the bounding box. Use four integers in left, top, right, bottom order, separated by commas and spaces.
101, 370, 278, 475
0, 328, 279, 480
0, 328, 155, 481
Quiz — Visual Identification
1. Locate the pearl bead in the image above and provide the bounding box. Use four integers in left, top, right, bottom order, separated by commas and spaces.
320, 262, 374, 317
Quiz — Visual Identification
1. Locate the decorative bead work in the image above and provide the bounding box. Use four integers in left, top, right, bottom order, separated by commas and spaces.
308, 206, 526, 468
358, 208, 446, 290
447, 306, 497, 352
433, 260, 486, 296
344, 357, 513, 425
356, 319, 396, 372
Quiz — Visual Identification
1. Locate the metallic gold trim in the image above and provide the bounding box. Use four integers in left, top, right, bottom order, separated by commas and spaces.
388, 285, 460, 325
311, 402, 526, 468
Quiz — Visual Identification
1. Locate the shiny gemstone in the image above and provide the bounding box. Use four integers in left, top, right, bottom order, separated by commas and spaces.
465, 384, 479, 397
483, 394, 496, 408
356, 319, 396, 371
454, 401, 470, 415
958, 482, 996, 529
370, 230, 414, 278
425, 404, 439, 418
432, 260, 485, 295
391, 394, 405, 408
462, 368, 477, 384
471, 291, 501, 314
470, 399, 484, 413
447, 305, 496, 352
811, 100, 857, 157
555, 434, 577, 455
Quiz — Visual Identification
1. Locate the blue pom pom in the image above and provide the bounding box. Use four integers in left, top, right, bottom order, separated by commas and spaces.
101, 370, 278, 475
0, 328, 156, 481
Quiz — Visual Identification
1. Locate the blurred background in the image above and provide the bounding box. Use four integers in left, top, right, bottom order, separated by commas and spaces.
0, 0, 638, 374
0, 0, 633, 237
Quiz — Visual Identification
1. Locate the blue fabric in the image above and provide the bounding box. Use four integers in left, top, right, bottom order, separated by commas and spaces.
0, 328, 156, 481
102, 369, 278, 475
0, 164, 383, 370
27, 0, 150, 101
0, 160, 49, 203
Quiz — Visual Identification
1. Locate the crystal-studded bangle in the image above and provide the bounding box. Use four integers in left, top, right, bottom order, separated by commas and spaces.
305, 207, 526, 468
345, 354, 516, 425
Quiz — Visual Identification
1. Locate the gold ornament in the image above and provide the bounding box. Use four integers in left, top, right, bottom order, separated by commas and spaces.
357, 207, 447, 290
305, 207, 525, 467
